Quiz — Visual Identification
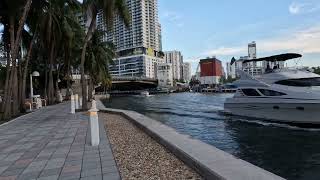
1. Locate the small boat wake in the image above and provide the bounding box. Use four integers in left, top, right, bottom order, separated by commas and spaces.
221, 112, 320, 131
133, 94, 155, 98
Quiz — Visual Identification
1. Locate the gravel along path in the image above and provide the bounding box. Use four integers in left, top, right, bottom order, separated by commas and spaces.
101, 113, 202, 180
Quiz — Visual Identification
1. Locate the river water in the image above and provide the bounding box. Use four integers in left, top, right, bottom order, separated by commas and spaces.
103, 92, 320, 180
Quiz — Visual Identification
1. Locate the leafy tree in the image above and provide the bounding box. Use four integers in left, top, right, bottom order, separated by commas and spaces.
0, 0, 129, 119
0, 65, 6, 88
219, 75, 238, 84
0, 0, 83, 119
85, 30, 115, 100
0, 0, 33, 118
312, 67, 320, 75
80, 0, 130, 109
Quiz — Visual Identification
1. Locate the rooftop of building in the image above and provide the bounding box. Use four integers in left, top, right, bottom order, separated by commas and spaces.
200, 57, 222, 63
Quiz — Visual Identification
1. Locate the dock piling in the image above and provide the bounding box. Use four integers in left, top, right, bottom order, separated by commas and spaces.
89, 100, 100, 146
70, 95, 75, 114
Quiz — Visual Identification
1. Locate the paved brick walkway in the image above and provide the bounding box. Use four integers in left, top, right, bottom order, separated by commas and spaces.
0, 103, 120, 180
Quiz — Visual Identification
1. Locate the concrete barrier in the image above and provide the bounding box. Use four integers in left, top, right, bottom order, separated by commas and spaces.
89, 100, 99, 146
75, 94, 79, 109
70, 95, 75, 114
96, 99, 285, 180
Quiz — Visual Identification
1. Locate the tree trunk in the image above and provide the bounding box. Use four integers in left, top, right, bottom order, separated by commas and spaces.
55, 64, 61, 102
88, 78, 93, 101
20, 41, 33, 110
80, 12, 97, 110
44, 56, 48, 101
66, 55, 71, 99
20, 32, 36, 111
1, 46, 11, 114
2, 0, 32, 120
3, 17, 16, 119
48, 42, 55, 105
12, 66, 19, 115
18, 61, 23, 112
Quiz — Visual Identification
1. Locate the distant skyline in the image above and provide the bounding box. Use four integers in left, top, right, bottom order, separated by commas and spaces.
159, 0, 320, 74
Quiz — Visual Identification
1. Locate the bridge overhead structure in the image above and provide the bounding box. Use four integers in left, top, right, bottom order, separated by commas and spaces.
111, 76, 158, 91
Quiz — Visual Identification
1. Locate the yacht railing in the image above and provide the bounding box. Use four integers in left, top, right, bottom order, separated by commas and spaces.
243, 66, 309, 76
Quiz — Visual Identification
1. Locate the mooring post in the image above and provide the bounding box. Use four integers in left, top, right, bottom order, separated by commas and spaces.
89, 100, 99, 146
70, 95, 75, 114
79, 96, 83, 108
75, 94, 79, 109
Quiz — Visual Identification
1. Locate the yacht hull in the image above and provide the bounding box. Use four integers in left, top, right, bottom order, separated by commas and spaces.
224, 98, 320, 124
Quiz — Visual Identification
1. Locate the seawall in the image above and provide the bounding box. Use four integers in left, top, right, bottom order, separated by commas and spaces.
97, 99, 285, 180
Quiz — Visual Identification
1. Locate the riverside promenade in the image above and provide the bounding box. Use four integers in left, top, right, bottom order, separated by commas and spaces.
0, 102, 120, 180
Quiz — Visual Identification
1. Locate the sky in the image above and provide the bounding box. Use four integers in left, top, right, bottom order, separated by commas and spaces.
158, 0, 320, 74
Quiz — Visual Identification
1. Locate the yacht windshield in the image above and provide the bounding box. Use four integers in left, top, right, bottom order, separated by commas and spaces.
275, 77, 320, 87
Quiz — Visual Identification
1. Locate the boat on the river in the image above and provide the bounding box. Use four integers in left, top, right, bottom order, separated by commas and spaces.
224, 53, 320, 124
140, 91, 152, 97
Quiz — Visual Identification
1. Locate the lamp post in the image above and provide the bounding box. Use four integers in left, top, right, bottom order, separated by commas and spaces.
30, 71, 40, 99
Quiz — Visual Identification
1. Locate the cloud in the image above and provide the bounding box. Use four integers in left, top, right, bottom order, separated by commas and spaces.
289, 2, 303, 14
206, 47, 247, 56
184, 56, 202, 63
289, 2, 320, 15
204, 25, 320, 57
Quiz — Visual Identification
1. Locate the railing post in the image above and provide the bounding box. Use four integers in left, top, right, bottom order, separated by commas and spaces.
79, 96, 83, 108
89, 100, 99, 146
75, 94, 79, 109
70, 95, 75, 114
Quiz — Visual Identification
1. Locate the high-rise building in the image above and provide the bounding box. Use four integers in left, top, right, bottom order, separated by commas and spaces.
226, 61, 237, 78
0, 58, 6, 66
0, 44, 6, 66
157, 23, 162, 51
157, 63, 173, 87
248, 41, 257, 59
77, 0, 163, 79
96, 10, 108, 42
105, 0, 164, 78
105, 0, 161, 52
109, 54, 164, 78
199, 57, 223, 85
164, 51, 183, 80
182, 62, 191, 83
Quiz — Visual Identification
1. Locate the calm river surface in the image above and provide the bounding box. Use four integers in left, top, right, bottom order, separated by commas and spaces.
103, 92, 320, 180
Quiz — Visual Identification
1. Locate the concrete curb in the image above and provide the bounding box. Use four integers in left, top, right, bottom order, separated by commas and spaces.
97, 100, 285, 180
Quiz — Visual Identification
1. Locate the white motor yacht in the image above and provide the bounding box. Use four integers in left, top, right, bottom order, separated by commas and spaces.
224, 53, 320, 124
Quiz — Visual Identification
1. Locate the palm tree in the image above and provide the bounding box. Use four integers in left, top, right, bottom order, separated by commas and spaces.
54, 1, 82, 101
0, 17, 10, 115
80, 0, 130, 109
1, 0, 32, 119
18, 0, 44, 112
85, 30, 116, 99
60, 10, 85, 99
1, 0, 83, 119
39, 0, 80, 104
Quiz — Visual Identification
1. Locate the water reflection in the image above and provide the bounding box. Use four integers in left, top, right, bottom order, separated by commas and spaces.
103, 93, 320, 180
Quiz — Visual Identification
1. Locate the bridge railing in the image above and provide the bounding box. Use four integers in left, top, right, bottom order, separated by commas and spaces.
112, 76, 157, 82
